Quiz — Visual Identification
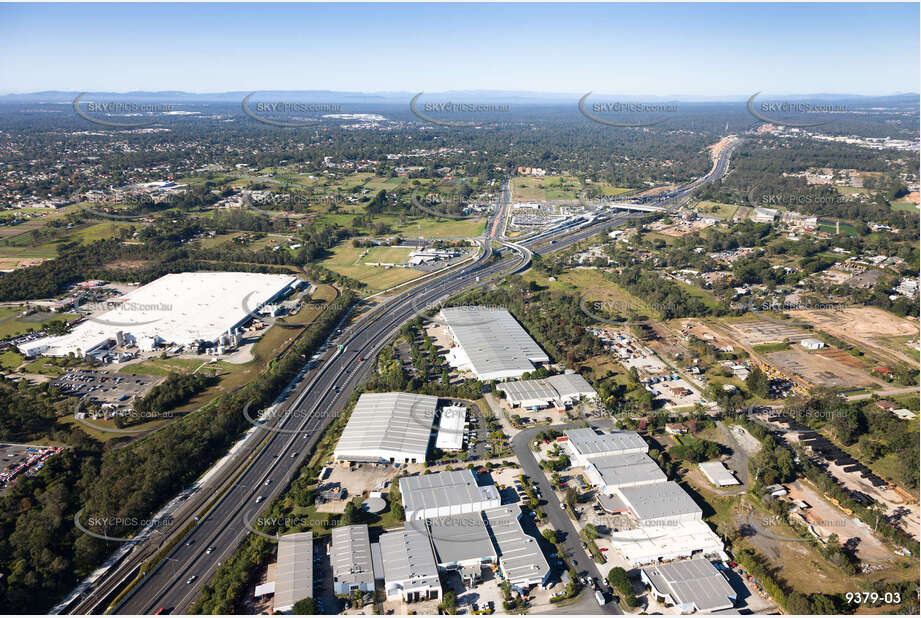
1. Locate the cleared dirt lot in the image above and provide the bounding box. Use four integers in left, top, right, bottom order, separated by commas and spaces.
678, 319, 738, 351
761, 416, 921, 543
788, 307, 919, 368
764, 348, 875, 388
785, 480, 894, 565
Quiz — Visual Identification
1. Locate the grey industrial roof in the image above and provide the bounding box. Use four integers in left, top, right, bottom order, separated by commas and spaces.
331, 525, 374, 588
482, 506, 550, 586
400, 469, 500, 513
545, 373, 596, 398
334, 392, 438, 460
596, 492, 631, 513
411, 513, 497, 566
378, 529, 440, 587
498, 373, 596, 404
274, 532, 313, 612
565, 428, 648, 456
698, 461, 740, 486
497, 379, 558, 403
641, 559, 735, 612
589, 452, 667, 487
619, 481, 702, 521
441, 307, 549, 377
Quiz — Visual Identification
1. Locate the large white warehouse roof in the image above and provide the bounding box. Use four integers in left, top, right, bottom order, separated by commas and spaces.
434, 406, 466, 451
440, 306, 549, 381
483, 505, 550, 589
20, 272, 297, 357
334, 392, 439, 464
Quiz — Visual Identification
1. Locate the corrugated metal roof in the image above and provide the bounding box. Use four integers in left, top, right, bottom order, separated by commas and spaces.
642, 559, 735, 612
589, 452, 667, 487
698, 461, 739, 486
441, 307, 549, 378
618, 481, 702, 521
274, 532, 313, 612
400, 469, 500, 514
545, 373, 596, 398
378, 529, 440, 588
331, 524, 374, 588
497, 379, 558, 403
434, 406, 466, 451
334, 392, 438, 461
565, 428, 648, 456
482, 506, 549, 587
413, 513, 497, 566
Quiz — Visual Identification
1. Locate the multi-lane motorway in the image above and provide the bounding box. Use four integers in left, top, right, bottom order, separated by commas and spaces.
111, 199, 635, 615
73, 144, 733, 615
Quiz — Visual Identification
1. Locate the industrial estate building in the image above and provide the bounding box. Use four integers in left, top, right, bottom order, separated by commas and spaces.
20, 272, 299, 358
617, 481, 704, 525
433, 405, 466, 451
698, 461, 740, 487
561, 429, 725, 566
273, 532, 314, 614
585, 452, 667, 493
640, 559, 736, 613
423, 512, 498, 582
378, 529, 442, 602
560, 428, 649, 467
324, 469, 550, 604
482, 505, 552, 590
440, 306, 550, 380
333, 392, 439, 464
498, 372, 597, 409
331, 525, 375, 596
400, 469, 500, 521
610, 519, 726, 566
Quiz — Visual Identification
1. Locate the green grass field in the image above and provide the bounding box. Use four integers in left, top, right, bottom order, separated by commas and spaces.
834, 186, 868, 196
20, 356, 73, 376
0, 220, 135, 258
512, 175, 581, 202
0, 350, 24, 371
753, 342, 790, 354
69, 222, 135, 243
523, 267, 660, 321
891, 200, 919, 213
819, 220, 858, 236
696, 200, 739, 219
362, 246, 413, 264
321, 244, 426, 290
589, 181, 632, 197
0, 308, 79, 338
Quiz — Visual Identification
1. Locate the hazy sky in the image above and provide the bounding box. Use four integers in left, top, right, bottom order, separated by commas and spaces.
1, 2, 918, 95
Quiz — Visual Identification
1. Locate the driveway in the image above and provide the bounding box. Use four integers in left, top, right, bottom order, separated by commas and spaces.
716, 420, 755, 489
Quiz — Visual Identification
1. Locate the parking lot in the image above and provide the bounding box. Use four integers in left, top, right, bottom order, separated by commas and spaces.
53, 369, 161, 404
1, 443, 63, 492
646, 375, 702, 409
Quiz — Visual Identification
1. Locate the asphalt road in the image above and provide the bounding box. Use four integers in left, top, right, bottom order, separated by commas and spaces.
114, 208, 635, 615
511, 424, 621, 615
77, 149, 725, 614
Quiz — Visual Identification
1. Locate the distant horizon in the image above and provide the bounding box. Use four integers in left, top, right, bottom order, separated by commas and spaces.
1, 2, 918, 95
2, 89, 918, 101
